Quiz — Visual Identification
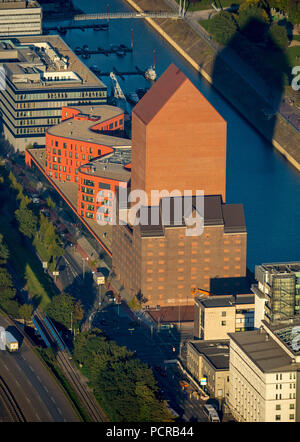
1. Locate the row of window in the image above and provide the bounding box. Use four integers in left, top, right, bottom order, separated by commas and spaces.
17, 91, 106, 101
48, 171, 76, 181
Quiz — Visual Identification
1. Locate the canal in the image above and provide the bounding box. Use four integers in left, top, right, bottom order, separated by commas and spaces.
46, 0, 300, 270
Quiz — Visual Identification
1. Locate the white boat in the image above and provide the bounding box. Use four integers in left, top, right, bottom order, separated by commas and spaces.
145, 66, 157, 81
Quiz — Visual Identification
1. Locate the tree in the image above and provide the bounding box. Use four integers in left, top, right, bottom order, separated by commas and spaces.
19, 304, 33, 322
72, 331, 174, 422
1, 299, 20, 317
268, 0, 288, 12
46, 196, 56, 209
206, 11, 238, 45
0, 267, 16, 303
15, 208, 38, 239
268, 23, 289, 49
238, 6, 270, 43
46, 293, 81, 330
288, 0, 300, 24
0, 234, 9, 264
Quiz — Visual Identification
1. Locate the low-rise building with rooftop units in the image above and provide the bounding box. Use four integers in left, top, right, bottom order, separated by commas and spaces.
0, 35, 107, 151
0, 0, 42, 37
194, 294, 254, 340
186, 340, 230, 401
228, 319, 300, 422
252, 262, 300, 328
25, 103, 131, 255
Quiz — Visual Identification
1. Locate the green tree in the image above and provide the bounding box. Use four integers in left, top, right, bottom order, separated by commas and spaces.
0, 234, 9, 264
288, 0, 300, 24
206, 11, 238, 45
73, 331, 174, 422
268, 23, 289, 49
15, 208, 38, 239
19, 304, 33, 322
268, 0, 288, 12
46, 293, 78, 329
1, 299, 20, 317
238, 5, 270, 43
46, 196, 56, 209
0, 267, 16, 303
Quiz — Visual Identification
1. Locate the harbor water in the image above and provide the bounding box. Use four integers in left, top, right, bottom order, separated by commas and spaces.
46, 0, 300, 270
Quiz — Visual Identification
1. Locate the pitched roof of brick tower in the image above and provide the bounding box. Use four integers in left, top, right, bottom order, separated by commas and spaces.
133, 63, 225, 125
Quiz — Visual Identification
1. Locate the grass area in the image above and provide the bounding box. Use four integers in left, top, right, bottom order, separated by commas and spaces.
36, 348, 90, 422
25, 265, 51, 311
0, 215, 57, 311
200, 18, 210, 30
292, 35, 300, 42
286, 45, 300, 65
175, 0, 244, 11
33, 236, 51, 262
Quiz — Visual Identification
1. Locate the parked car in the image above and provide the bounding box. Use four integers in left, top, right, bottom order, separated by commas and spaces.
179, 380, 189, 390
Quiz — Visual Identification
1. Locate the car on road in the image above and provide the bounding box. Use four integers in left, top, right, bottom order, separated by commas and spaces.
179, 380, 189, 390
203, 404, 220, 422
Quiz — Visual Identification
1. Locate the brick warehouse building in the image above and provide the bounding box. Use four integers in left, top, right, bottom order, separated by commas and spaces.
112, 64, 247, 308
26, 104, 131, 223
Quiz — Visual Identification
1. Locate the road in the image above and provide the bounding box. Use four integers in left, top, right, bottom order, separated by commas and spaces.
0, 316, 78, 422
92, 302, 208, 422
54, 239, 208, 421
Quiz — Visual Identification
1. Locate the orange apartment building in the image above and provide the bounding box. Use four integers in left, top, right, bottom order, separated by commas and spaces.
112, 64, 247, 308
42, 104, 131, 222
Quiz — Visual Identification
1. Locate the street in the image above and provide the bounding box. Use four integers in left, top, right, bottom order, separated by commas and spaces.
92, 302, 208, 422
0, 316, 78, 422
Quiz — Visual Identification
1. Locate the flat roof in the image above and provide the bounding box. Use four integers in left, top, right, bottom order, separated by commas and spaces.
79, 157, 131, 182
0, 0, 40, 9
257, 262, 300, 275
1, 35, 106, 90
47, 113, 131, 148
199, 294, 254, 309
189, 340, 230, 370
63, 104, 124, 122
146, 305, 194, 324
138, 195, 246, 237
228, 329, 300, 373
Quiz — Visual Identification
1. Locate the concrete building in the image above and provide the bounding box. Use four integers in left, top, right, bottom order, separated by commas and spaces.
252, 262, 300, 328
228, 320, 300, 422
194, 294, 254, 340
0, 1, 42, 37
186, 340, 230, 400
0, 35, 107, 151
112, 64, 247, 308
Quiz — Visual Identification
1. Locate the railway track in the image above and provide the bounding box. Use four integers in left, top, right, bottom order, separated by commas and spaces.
34, 309, 107, 422
56, 351, 107, 422
0, 376, 26, 422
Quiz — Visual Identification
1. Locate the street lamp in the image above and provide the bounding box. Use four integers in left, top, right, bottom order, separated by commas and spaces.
82, 257, 89, 279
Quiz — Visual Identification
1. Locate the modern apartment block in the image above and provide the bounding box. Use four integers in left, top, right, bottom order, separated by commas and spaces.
112, 64, 247, 308
194, 294, 254, 339
26, 104, 131, 223
252, 262, 300, 328
0, 0, 42, 37
228, 320, 300, 422
0, 35, 107, 151
186, 340, 230, 400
